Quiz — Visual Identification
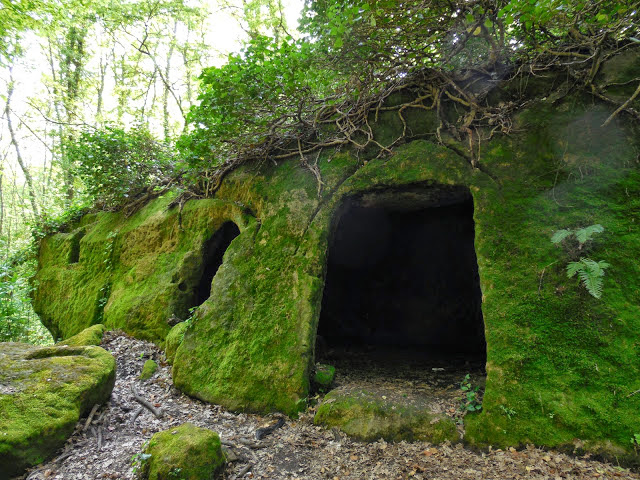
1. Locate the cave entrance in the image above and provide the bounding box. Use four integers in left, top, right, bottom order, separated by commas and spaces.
316, 185, 486, 389
193, 221, 240, 307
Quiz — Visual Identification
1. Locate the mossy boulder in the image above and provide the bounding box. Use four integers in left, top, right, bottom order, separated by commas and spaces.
313, 364, 335, 391
0, 343, 116, 479
56, 324, 106, 346
139, 423, 225, 480
314, 387, 459, 443
165, 322, 188, 364
140, 359, 158, 380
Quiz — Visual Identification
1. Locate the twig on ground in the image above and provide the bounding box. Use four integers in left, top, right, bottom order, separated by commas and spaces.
130, 385, 163, 418
83, 404, 100, 431
233, 463, 252, 479
130, 406, 144, 425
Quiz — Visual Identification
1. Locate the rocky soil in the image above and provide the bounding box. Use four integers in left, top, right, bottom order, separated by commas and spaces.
21, 332, 640, 480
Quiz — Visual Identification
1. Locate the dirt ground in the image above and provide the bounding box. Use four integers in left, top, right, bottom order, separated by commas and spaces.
21, 331, 640, 480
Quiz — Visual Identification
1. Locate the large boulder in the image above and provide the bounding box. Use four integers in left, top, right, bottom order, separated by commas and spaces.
0, 343, 116, 479
139, 423, 226, 480
55, 324, 106, 347
314, 387, 459, 443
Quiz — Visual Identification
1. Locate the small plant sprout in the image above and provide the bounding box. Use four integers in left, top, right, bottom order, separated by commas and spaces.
500, 404, 517, 419
131, 451, 151, 475
460, 374, 482, 412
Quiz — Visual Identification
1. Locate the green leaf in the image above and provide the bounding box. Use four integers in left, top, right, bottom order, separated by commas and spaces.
551, 229, 572, 244
574, 224, 604, 245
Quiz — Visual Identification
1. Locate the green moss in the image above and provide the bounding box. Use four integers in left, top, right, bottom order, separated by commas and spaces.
140, 423, 225, 480
165, 322, 188, 364
34, 195, 251, 343
56, 324, 106, 346
313, 364, 335, 391
314, 389, 459, 443
140, 359, 158, 380
0, 343, 116, 479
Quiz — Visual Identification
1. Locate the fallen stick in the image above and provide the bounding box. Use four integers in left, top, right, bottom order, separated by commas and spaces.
130, 385, 163, 418
236, 437, 268, 449
234, 463, 252, 479
83, 404, 100, 431
130, 406, 144, 425
255, 417, 285, 440
97, 427, 103, 450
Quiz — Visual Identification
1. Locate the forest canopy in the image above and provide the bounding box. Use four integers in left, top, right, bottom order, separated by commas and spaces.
0, 0, 639, 342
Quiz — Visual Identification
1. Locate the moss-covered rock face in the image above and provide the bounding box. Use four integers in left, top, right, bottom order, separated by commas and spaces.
315, 388, 459, 443
34, 195, 251, 342
313, 364, 335, 392
56, 324, 106, 346
0, 343, 116, 479
139, 423, 225, 480
34, 55, 640, 461
165, 322, 188, 364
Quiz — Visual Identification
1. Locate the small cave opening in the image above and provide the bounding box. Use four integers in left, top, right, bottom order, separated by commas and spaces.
193, 221, 240, 307
316, 185, 486, 391
68, 231, 85, 264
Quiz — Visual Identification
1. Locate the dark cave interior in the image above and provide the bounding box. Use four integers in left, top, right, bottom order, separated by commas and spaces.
317, 186, 486, 369
194, 221, 240, 307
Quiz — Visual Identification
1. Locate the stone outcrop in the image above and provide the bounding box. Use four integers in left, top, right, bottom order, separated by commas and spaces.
0, 342, 116, 479
32, 53, 640, 462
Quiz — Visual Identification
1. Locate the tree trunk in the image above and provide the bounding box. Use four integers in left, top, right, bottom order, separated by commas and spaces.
4, 67, 41, 223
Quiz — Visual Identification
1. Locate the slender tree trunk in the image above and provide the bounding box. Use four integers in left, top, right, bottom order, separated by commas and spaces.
162, 20, 178, 139
96, 52, 109, 124
5, 68, 41, 223
47, 39, 71, 206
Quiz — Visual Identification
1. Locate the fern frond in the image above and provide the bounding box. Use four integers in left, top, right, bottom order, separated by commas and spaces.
566, 261, 583, 278
566, 257, 610, 298
577, 266, 604, 298
551, 229, 572, 244
575, 224, 604, 245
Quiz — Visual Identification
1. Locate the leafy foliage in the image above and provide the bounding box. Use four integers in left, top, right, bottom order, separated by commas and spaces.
566, 258, 610, 299
460, 374, 482, 413
66, 126, 175, 209
179, 0, 640, 194
0, 260, 52, 343
178, 34, 336, 192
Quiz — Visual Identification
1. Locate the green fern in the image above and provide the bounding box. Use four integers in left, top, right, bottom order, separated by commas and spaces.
574, 224, 604, 245
551, 224, 603, 248
551, 229, 572, 244
566, 258, 610, 299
